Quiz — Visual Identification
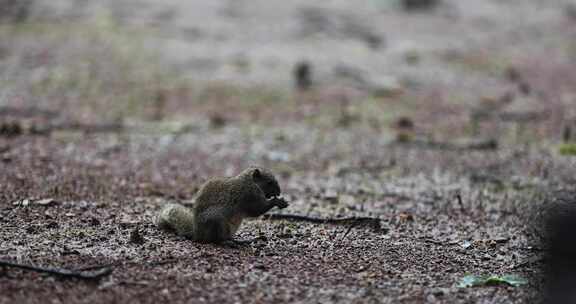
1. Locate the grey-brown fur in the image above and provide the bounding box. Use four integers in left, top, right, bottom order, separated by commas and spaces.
155, 167, 288, 243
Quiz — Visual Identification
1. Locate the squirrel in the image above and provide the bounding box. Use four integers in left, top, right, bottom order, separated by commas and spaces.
155, 167, 289, 243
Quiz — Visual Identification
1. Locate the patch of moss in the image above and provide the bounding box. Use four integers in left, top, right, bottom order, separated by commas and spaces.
396, 132, 413, 143
559, 143, 576, 156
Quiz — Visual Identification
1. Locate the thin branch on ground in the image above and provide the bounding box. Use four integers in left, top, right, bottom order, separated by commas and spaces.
340, 218, 363, 240
0, 260, 113, 280
264, 213, 383, 231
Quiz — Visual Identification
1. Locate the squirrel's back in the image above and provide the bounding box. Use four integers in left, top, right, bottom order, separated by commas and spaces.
155, 167, 284, 242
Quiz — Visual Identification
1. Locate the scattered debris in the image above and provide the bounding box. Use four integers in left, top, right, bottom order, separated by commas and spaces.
36, 198, 58, 207
469, 173, 505, 187
562, 124, 573, 143
12, 199, 30, 207
209, 113, 227, 129
398, 212, 414, 222
293, 60, 313, 91
393, 116, 416, 142
394, 117, 415, 130
470, 92, 515, 125
400, 0, 441, 12
0, 121, 23, 137
152, 89, 167, 121
266, 151, 291, 162
370, 76, 404, 98
457, 274, 527, 288
322, 189, 339, 204
45, 221, 59, 229
505, 66, 523, 83
129, 228, 145, 245
461, 238, 510, 250
511, 256, 543, 269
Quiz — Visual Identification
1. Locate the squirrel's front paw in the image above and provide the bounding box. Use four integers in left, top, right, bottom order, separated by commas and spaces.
271, 197, 289, 209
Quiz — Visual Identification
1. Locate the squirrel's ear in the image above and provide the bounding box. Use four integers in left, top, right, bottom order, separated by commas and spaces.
252, 168, 261, 179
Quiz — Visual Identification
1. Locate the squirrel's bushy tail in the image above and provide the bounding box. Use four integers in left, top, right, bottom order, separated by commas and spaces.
155, 204, 195, 238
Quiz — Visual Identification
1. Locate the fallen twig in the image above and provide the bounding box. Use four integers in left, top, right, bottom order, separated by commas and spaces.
340, 218, 364, 240
0, 260, 113, 280
264, 213, 382, 231
421, 238, 445, 245
455, 193, 467, 214
145, 258, 180, 267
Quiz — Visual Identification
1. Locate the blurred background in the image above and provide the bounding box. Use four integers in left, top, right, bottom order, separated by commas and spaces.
1, 0, 576, 143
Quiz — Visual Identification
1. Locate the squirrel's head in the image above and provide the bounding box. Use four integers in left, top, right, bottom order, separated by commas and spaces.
250, 167, 281, 198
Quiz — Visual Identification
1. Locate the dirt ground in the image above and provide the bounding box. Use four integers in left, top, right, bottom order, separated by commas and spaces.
2, 0, 576, 303
0, 125, 554, 303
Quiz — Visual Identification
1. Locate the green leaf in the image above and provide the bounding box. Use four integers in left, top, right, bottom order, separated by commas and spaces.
458, 274, 527, 288
458, 275, 481, 288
